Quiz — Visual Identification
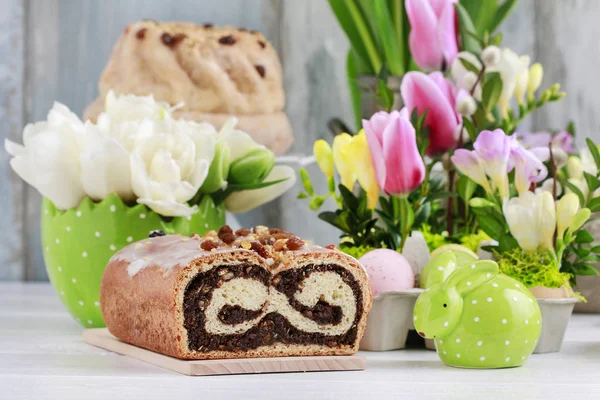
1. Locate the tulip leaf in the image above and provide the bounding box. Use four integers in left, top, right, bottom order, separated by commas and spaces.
455, 3, 481, 53
482, 72, 503, 111
460, 0, 498, 36
489, 0, 519, 34
318, 211, 352, 233
226, 178, 289, 192
347, 50, 365, 129
376, 76, 395, 112
372, 0, 404, 76
587, 197, 600, 213
586, 138, 600, 172
496, 235, 519, 252
328, 0, 378, 74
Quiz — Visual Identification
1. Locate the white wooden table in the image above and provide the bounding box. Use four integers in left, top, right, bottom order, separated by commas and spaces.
1, 282, 599, 400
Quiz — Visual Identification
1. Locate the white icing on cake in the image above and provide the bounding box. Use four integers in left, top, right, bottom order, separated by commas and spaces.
111, 235, 245, 277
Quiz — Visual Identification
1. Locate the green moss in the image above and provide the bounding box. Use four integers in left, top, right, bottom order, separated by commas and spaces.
496, 248, 572, 289
420, 224, 450, 251
338, 244, 380, 259
460, 230, 490, 253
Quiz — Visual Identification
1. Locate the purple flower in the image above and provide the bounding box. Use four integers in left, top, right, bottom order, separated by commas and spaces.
516, 131, 575, 154
510, 145, 548, 195
472, 129, 513, 198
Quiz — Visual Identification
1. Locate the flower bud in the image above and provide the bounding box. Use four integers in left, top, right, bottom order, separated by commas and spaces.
456, 95, 477, 116
567, 156, 584, 180
527, 63, 543, 100
556, 193, 580, 238
200, 141, 230, 193
569, 208, 591, 233
539, 191, 556, 251
229, 147, 275, 185
461, 71, 478, 92
313, 139, 334, 178
481, 46, 501, 67
539, 178, 562, 197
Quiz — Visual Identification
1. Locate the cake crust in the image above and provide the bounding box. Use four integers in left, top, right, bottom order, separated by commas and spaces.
100, 227, 372, 360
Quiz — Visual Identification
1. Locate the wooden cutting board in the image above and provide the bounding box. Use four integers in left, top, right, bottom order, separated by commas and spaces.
83, 328, 366, 376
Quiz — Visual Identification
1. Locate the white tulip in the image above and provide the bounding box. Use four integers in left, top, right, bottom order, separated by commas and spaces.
102, 90, 172, 124
80, 123, 134, 201
5, 103, 86, 209
225, 165, 296, 213
130, 126, 216, 217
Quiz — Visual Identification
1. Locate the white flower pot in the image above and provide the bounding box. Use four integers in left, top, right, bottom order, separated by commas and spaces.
360, 289, 423, 351
534, 298, 578, 353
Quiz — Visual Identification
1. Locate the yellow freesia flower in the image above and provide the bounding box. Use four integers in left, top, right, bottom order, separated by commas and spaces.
348, 130, 379, 209
313, 140, 334, 178
332, 133, 356, 190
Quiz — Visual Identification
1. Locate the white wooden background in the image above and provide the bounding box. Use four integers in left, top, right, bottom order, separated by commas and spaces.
1, 0, 598, 281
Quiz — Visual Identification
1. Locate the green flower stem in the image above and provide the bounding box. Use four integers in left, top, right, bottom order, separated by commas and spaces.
346, 0, 382, 74
391, 0, 405, 72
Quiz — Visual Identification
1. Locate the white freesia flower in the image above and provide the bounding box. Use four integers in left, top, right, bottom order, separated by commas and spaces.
225, 165, 297, 213
503, 191, 556, 253
487, 49, 530, 118
5, 103, 86, 209
450, 51, 482, 99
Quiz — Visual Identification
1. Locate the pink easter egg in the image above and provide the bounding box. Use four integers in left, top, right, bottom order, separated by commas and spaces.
359, 249, 415, 296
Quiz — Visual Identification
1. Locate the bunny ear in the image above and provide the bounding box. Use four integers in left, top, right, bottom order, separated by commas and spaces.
420, 251, 458, 288
442, 260, 499, 295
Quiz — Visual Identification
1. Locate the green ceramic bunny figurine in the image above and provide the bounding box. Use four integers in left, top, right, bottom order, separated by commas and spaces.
413, 257, 542, 369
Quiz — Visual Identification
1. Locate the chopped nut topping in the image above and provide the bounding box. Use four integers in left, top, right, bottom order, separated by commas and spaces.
258, 40, 266, 49
325, 244, 336, 250
203, 23, 213, 28
286, 236, 305, 250
240, 241, 252, 249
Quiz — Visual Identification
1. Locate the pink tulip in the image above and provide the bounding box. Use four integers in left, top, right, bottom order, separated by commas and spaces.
362, 110, 425, 196
406, 0, 459, 71
401, 71, 462, 155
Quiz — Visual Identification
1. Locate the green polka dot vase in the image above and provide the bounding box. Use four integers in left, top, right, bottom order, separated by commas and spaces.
41, 194, 225, 328
413, 252, 542, 369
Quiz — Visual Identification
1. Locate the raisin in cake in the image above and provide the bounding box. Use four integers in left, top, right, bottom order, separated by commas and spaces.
83, 21, 293, 155
100, 226, 372, 359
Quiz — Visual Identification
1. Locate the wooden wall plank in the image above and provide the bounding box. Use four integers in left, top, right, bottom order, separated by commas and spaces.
532, 0, 600, 145
8, 0, 600, 280
20, 0, 278, 280
0, 0, 25, 280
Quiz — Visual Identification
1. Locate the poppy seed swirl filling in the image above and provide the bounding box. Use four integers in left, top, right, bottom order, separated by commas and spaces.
183, 264, 364, 352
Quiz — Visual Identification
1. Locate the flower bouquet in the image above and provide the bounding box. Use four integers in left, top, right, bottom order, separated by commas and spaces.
305, 0, 595, 353
5, 91, 295, 327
